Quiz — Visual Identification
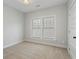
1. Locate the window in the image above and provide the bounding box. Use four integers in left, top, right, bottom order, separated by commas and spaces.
32, 16, 56, 40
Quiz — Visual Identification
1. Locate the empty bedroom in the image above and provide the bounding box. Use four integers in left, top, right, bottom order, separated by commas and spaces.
3, 0, 76, 59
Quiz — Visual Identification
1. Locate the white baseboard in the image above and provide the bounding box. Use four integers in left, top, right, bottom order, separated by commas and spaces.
3, 40, 23, 49
24, 39, 67, 48
3, 39, 66, 49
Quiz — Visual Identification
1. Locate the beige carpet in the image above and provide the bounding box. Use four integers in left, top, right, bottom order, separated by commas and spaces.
4, 42, 71, 59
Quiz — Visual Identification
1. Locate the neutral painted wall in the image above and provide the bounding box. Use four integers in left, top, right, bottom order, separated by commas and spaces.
67, 0, 76, 59
3, 4, 24, 48
24, 4, 67, 48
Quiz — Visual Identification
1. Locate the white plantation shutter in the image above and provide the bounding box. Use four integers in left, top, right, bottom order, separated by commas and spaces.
32, 18, 42, 28
43, 16, 56, 40
32, 18, 42, 39
32, 16, 56, 40
32, 29, 42, 39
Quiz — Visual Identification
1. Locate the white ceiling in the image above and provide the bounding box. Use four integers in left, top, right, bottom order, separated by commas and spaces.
3, 0, 68, 12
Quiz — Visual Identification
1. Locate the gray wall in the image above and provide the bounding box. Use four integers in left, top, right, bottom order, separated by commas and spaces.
24, 4, 67, 48
3, 3, 68, 48
67, 0, 76, 59
3, 4, 24, 48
